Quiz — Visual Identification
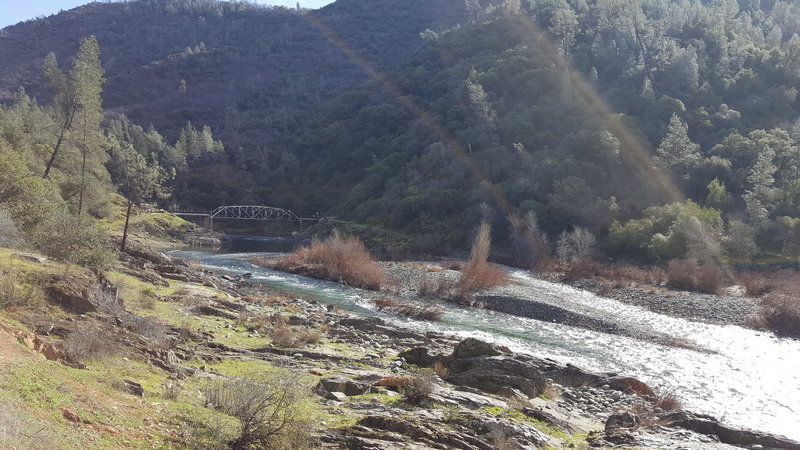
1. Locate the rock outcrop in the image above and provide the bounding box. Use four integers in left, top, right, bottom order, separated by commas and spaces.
45, 270, 120, 314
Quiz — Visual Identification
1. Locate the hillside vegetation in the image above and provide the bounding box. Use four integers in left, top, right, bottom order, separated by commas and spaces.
1, 0, 800, 265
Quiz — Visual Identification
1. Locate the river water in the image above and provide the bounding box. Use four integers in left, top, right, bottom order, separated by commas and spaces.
172, 247, 800, 441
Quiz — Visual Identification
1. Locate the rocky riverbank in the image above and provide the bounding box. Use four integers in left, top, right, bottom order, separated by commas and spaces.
379, 262, 717, 350
3, 219, 798, 448
145, 253, 800, 449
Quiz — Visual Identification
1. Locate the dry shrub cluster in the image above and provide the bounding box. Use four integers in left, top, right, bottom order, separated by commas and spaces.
270, 326, 322, 348
236, 312, 277, 332
414, 276, 438, 297
453, 223, 510, 301
62, 324, 121, 361
270, 232, 385, 290
201, 370, 314, 449
563, 259, 600, 281
563, 260, 666, 288
371, 297, 443, 321
666, 259, 725, 294
0, 276, 43, 310
652, 387, 683, 411
738, 271, 776, 297
161, 380, 184, 400
401, 376, 435, 405
0, 404, 54, 449
133, 288, 157, 310
753, 271, 800, 337
431, 361, 449, 378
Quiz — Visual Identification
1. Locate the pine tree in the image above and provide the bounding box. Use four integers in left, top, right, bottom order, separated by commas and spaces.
744, 147, 777, 228
654, 114, 701, 180
71, 36, 106, 214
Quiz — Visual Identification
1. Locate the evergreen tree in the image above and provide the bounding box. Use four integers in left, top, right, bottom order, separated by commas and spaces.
654, 114, 701, 181
744, 147, 777, 228
106, 139, 167, 252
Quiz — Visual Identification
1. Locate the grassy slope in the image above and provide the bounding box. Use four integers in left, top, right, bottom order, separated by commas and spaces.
0, 233, 363, 448
0, 205, 587, 447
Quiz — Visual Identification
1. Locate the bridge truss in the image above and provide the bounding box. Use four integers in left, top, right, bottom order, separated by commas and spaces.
172, 205, 307, 230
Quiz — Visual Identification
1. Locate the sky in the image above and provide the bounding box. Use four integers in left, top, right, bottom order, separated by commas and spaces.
0, 0, 333, 29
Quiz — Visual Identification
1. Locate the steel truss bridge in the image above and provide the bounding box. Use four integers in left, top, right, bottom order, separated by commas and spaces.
171, 205, 315, 230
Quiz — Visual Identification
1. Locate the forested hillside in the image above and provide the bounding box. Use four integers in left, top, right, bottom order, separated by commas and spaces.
2, 0, 800, 264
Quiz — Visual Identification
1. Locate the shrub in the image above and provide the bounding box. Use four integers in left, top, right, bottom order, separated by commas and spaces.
414, 275, 437, 297
62, 324, 120, 361
0, 404, 55, 449
128, 316, 171, 347
695, 263, 724, 294
563, 259, 601, 281
268, 231, 385, 290
738, 272, 773, 297
371, 297, 443, 321
0, 277, 43, 310
270, 326, 322, 348
135, 289, 157, 310
454, 223, 510, 300
666, 259, 698, 291
760, 276, 800, 337
432, 361, 449, 378
29, 211, 116, 269
236, 312, 275, 332
161, 380, 184, 400
652, 387, 682, 411
667, 259, 724, 294
202, 370, 314, 449
401, 376, 435, 405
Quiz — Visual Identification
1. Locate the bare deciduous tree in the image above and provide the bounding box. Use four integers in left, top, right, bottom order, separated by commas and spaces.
556, 227, 596, 261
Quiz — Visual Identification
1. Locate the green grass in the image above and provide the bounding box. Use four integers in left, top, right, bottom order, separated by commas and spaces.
100, 212, 193, 238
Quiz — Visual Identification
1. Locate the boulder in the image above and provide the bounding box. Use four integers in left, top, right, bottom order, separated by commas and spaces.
662, 411, 800, 449
601, 376, 655, 397
605, 412, 640, 432
190, 305, 237, 320
446, 355, 548, 398
357, 415, 496, 450
45, 270, 120, 314
457, 412, 550, 448
122, 379, 144, 396
315, 376, 372, 397
397, 346, 438, 367
451, 338, 504, 359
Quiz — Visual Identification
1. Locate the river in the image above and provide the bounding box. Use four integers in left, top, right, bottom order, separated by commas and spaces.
172, 245, 800, 442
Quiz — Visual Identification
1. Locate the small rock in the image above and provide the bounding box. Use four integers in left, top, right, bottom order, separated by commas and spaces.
122, 380, 145, 397
329, 392, 347, 402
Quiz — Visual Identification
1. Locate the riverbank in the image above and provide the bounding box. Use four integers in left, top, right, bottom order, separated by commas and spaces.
377, 261, 756, 350
2, 217, 799, 448
248, 243, 800, 443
